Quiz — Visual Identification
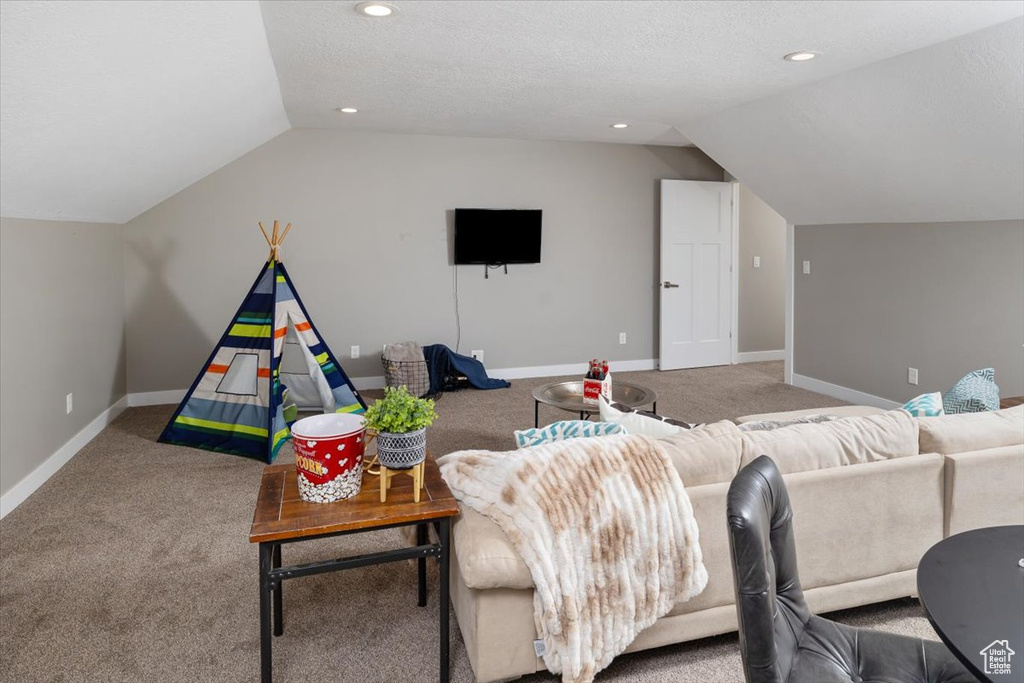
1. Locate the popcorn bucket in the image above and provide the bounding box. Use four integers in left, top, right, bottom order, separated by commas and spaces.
291, 413, 366, 503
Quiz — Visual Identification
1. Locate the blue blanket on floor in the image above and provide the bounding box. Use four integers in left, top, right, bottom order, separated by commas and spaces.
423, 344, 510, 394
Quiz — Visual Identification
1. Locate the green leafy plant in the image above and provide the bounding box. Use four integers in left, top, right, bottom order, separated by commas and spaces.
363, 386, 439, 434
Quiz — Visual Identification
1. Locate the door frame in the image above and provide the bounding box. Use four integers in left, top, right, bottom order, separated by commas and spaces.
784, 221, 795, 384
729, 182, 739, 365
657, 179, 739, 370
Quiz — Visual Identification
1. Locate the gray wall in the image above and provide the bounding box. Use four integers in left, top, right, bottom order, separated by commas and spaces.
0, 218, 127, 497
737, 184, 786, 353
124, 129, 723, 393
795, 221, 1024, 402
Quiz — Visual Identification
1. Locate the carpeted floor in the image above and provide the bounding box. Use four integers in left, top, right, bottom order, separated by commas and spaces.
0, 362, 941, 682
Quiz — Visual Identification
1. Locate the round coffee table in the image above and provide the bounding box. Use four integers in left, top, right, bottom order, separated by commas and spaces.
531, 380, 658, 428
917, 525, 1024, 682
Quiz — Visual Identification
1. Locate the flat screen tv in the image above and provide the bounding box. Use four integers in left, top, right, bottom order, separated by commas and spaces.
453, 208, 542, 265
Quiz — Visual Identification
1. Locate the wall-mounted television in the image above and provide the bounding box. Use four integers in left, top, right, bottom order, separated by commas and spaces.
453, 208, 542, 265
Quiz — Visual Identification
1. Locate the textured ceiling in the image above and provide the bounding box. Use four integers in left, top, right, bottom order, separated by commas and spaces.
261, 0, 1023, 146
683, 17, 1024, 224
2, 1, 1022, 225
0, 1, 289, 223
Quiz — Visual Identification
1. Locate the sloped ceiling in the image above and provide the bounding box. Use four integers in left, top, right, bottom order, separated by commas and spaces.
261, 0, 1023, 147
2, 1, 1022, 225
0, 1, 289, 224
682, 16, 1024, 224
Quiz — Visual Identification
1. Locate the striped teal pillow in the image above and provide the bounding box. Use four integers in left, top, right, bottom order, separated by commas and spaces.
902, 392, 944, 417
943, 368, 999, 414
514, 420, 626, 449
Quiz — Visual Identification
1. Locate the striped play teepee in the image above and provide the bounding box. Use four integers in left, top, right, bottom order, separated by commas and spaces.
158, 221, 365, 462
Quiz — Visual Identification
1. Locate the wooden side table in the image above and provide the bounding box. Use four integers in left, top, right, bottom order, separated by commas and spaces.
249, 454, 459, 683
1000, 396, 1023, 409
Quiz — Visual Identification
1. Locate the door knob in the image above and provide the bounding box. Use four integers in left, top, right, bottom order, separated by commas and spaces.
662, 281, 680, 288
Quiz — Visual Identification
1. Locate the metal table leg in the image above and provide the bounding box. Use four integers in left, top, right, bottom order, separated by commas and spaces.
417, 524, 428, 607
273, 544, 283, 636
259, 543, 273, 683
534, 400, 540, 428
439, 518, 451, 683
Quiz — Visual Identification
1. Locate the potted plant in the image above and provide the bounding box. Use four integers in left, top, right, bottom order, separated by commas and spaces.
363, 386, 439, 468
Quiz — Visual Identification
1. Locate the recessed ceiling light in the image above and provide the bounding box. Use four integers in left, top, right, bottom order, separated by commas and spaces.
610, 123, 629, 129
336, 107, 358, 114
356, 2, 396, 17
783, 51, 818, 62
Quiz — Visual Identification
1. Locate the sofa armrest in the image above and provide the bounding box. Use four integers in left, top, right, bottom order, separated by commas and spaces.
943, 445, 1024, 537
452, 503, 534, 590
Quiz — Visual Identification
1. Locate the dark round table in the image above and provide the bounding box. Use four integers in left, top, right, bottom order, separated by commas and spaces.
917, 525, 1024, 682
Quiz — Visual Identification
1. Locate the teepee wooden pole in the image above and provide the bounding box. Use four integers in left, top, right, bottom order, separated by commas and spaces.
258, 222, 272, 247
259, 220, 293, 261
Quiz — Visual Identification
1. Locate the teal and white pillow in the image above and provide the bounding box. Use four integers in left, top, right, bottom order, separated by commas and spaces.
943, 368, 999, 414
514, 420, 626, 448
902, 392, 944, 417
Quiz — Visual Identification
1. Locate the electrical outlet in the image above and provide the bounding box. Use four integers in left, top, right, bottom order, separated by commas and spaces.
908, 367, 919, 386
753, 256, 761, 268
66, 393, 73, 415
350, 345, 360, 359
802, 260, 811, 275
471, 350, 484, 362
619, 332, 627, 345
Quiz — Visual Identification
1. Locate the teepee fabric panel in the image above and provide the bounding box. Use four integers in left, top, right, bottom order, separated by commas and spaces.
160, 255, 365, 463
159, 263, 277, 460
276, 264, 364, 414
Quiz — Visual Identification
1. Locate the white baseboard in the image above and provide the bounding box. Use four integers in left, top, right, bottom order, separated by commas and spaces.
736, 350, 785, 363
125, 359, 661, 406
791, 373, 902, 410
0, 396, 128, 519
490, 358, 658, 380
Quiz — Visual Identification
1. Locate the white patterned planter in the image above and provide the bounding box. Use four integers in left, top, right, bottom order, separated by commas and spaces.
377, 428, 427, 469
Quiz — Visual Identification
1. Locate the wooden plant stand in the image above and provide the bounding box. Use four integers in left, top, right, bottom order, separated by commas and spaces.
381, 461, 426, 503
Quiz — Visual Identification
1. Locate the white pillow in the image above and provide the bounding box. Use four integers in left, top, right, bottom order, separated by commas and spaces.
597, 396, 689, 439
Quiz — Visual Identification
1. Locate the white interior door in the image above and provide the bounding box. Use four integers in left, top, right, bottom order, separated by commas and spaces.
659, 180, 735, 370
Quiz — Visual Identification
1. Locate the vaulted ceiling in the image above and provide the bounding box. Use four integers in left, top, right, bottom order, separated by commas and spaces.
0, 1, 289, 223
684, 16, 1024, 224
2, 0, 1022, 224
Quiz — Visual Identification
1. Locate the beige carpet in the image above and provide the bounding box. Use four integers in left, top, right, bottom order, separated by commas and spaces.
0, 362, 940, 682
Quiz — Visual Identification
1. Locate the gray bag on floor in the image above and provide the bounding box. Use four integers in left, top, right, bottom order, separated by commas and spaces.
382, 341, 430, 397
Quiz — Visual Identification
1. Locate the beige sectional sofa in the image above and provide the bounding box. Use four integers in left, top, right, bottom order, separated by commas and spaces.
449, 405, 1024, 682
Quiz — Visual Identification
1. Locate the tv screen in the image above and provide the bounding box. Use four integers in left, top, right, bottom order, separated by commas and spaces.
454, 209, 542, 265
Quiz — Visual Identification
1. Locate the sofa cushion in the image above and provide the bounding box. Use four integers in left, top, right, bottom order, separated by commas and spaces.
943, 444, 1024, 536
658, 420, 744, 487
452, 503, 533, 590
740, 409, 919, 474
919, 405, 1024, 455
734, 405, 886, 424
738, 414, 837, 432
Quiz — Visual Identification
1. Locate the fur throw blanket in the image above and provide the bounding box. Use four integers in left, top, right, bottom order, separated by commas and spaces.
438, 434, 707, 683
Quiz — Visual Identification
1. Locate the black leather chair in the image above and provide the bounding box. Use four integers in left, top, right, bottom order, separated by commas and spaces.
726, 455, 977, 683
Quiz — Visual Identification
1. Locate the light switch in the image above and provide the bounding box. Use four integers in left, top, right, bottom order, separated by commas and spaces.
753, 256, 761, 268
802, 260, 811, 275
